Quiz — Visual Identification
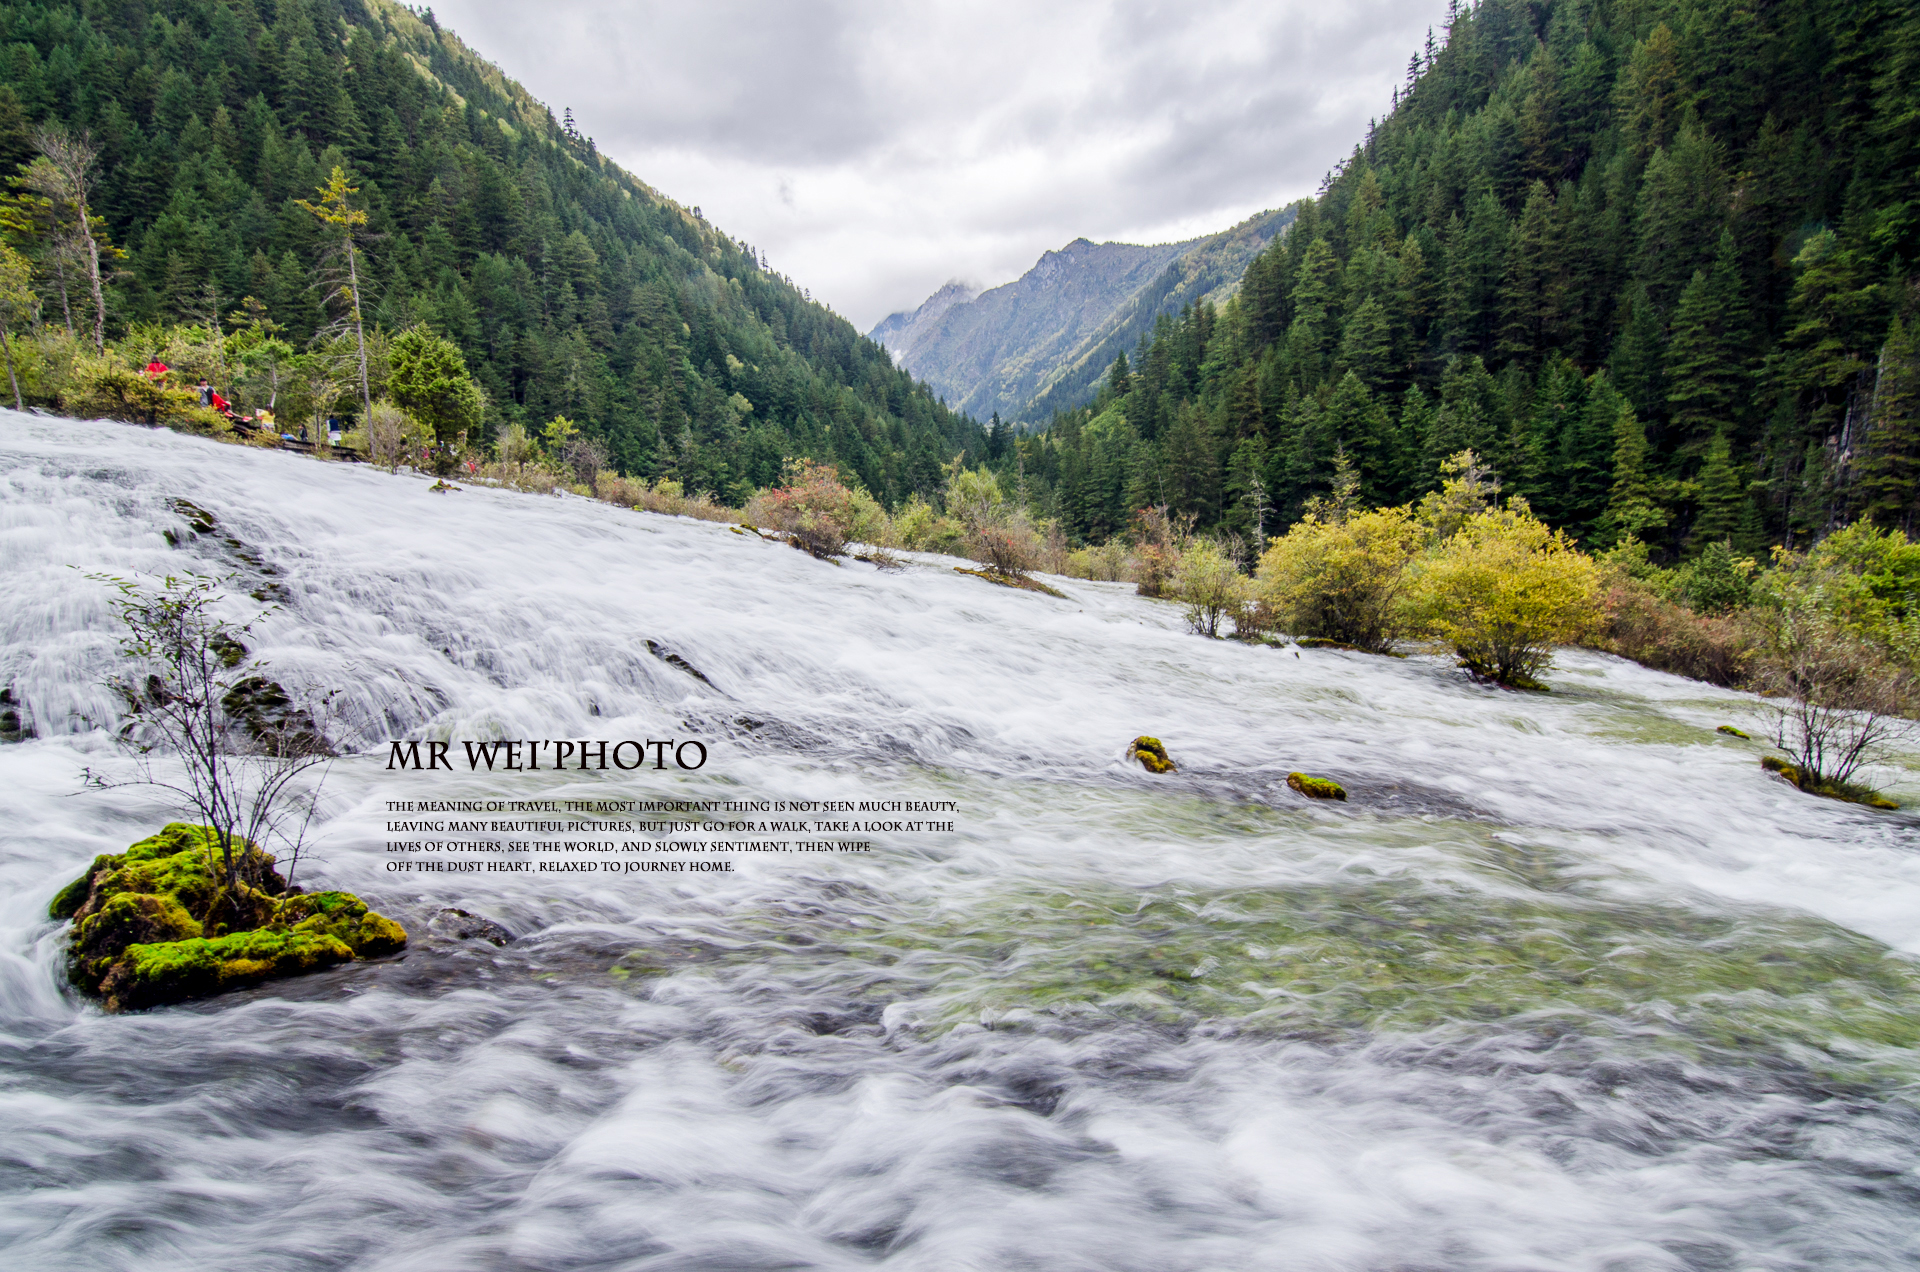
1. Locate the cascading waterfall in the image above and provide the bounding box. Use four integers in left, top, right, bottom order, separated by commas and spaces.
2, 410, 1918, 1271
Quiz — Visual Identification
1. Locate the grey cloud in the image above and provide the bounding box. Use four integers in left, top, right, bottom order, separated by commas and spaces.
427, 0, 1449, 329
434, 0, 883, 162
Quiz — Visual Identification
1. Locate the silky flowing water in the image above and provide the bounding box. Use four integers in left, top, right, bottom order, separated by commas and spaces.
2, 411, 1918, 1271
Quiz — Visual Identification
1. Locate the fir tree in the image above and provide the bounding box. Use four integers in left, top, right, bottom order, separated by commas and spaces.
1856, 318, 1920, 531
1558, 370, 1620, 540
1599, 402, 1667, 547
1608, 283, 1666, 426
1662, 230, 1750, 459
1688, 427, 1745, 550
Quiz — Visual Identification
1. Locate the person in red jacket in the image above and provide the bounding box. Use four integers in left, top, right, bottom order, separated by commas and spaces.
143, 359, 169, 381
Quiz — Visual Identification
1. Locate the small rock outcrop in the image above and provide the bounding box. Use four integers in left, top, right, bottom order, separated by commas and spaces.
1717, 725, 1751, 738
50, 823, 406, 1013
431, 907, 515, 946
1131, 736, 1176, 774
1760, 755, 1899, 810
1287, 772, 1347, 801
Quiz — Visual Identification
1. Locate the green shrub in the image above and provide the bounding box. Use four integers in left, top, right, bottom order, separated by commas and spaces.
1172, 539, 1252, 638
1254, 505, 1424, 652
1414, 506, 1604, 687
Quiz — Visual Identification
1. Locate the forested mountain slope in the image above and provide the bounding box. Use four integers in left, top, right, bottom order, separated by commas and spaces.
0, 0, 983, 503
872, 207, 1292, 426
1018, 0, 1919, 555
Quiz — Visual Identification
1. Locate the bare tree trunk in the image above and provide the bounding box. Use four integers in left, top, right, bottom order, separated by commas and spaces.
1, 326, 21, 411
82, 200, 104, 353
34, 127, 105, 352
53, 254, 73, 334
345, 238, 370, 417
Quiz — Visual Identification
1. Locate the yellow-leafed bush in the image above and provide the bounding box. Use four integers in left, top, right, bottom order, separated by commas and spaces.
1255, 505, 1424, 652
1414, 506, 1603, 687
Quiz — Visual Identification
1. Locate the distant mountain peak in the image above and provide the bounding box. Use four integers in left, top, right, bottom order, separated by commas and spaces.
869, 209, 1295, 422
871, 279, 979, 362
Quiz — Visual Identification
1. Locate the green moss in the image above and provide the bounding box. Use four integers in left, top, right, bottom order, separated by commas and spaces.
49, 854, 115, 920
816, 878, 1920, 1086
1287, 772, 1347, 800
274, 890, 408, 957
1760, 756, 1899, 809
1131, 736, 1176, 773
1716, 724, 1751, 738
952, 566, 1069, 599
51, 823, 408, 1012
101, 929, 355, 1012
70, 892, 204, 994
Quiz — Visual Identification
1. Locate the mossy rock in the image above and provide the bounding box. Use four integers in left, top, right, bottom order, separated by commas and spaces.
1760, 755, 1898, 809
49, 823, 406, 1012
953, 566, 1068, 599
99, 929, 355, 1013
1716, 724, 1751, 739
1131, 736, 1176, 774
275, 890, 409, 958
1287, 772, 1347, 801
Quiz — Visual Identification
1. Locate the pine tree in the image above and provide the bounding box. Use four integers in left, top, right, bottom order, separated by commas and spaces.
1608, 283, 1666, 426
1558, 370, 1621, 539
1688, 427, 1745, 549
1599, 402, 1667, 547
1515, 356, 1583, 519
1322, 371, 1396, 505
1224, 434, 1273, 549
1662, 230, 1750, 459
1856, 318, 1920, 531
1425, 355, 1502, 476
1338, 296, 1392, 388
1162, 401, 1220, 522
1285, 237, 1343, 387
1399, 385, 1436, 495
293, 165, 373, 417
1496, 180, 1558, 364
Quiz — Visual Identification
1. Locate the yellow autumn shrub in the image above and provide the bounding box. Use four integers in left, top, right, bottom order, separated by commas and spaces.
1413, 504, 1603, 687
1254, 505, 1425, 652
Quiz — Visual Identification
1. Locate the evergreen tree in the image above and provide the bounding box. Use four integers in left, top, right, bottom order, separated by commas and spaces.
1856, 318, 1920, 531
1688, 427, 1745, 549
1599, 401, 1668, 547
1608, 282, 1666, 425
1496, 180, 1559, 365
1558, 370, 1621, 540
1339, 296, 1393, 388
1662, 230, 1750, 459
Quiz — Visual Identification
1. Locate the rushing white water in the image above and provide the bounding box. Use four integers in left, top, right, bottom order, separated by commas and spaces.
3, 410, 1919, 1271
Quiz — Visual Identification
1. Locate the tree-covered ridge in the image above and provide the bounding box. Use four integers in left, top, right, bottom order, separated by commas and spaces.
0, 0, 984, 502
1018, 0, 1919, 556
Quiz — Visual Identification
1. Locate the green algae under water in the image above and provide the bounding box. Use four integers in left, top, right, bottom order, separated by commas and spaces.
593, 780, 1920, 1095
638, 873, 1920, 1093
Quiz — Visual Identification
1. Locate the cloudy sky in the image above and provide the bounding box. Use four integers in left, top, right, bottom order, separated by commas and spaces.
427, 0, 1449, 332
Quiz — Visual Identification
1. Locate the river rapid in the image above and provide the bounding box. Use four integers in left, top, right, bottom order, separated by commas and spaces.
2, 411, 1918, 1271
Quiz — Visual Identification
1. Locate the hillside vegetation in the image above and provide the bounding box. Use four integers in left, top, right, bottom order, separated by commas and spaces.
1011, 0, 1918, 558
0, 0, 984, 503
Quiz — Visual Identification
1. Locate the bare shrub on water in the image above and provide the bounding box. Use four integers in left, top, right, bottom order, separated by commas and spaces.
83, 573, 332, 899
1754, 602, 1917, 792
365, 399, 425, 472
